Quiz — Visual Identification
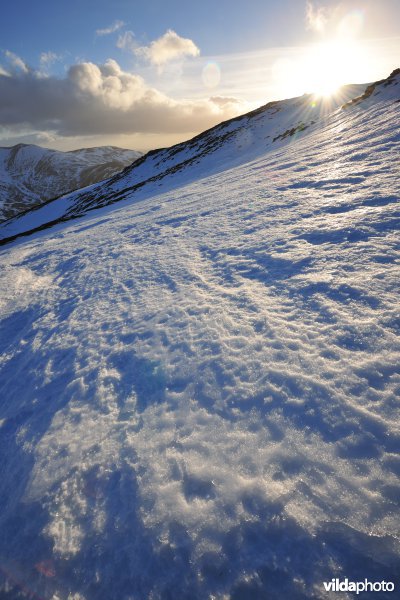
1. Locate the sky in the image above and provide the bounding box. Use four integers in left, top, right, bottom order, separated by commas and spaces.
0, 0, 399, 152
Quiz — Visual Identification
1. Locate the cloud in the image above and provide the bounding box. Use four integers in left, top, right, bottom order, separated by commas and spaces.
0, 58, 244, 137
39, 51, 63, 75
96, 20, 125, 36
0, 125, 68, 149
209, 96, 240, 108
40, 51, 60, 67
117, 31, 137, 52
4, 50, 29, 73
135, 30, 200, 66
305, 1, 328, 33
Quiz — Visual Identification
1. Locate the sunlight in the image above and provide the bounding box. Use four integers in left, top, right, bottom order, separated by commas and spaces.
271, 37, 372, 102
301, 40, 360, 97
298, 7, 368, 98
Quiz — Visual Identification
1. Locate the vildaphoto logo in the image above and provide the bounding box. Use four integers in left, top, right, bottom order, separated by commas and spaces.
323, 578, 395, 594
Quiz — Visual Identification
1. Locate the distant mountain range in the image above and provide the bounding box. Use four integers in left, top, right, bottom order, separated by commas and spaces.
0, 144, 142, 222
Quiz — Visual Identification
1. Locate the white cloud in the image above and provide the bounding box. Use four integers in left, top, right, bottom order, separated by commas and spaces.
68, 59, 147, 110
40, 51, 60, 67
136, 30, 200, 66
305, 1, 328, 33
39, 51, 63, 75
0, 58, 244, 137
4, 50, 29, 73
96, 20, 125, 36
117, 31, 137, 52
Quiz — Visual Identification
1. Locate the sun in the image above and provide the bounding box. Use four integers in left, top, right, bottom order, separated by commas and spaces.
301, 40, 360, 97
272, 38, 369, 101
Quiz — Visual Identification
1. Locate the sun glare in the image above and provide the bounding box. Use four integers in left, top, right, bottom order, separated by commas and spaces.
272, 37, 371, 102
302, 41, 358, 97
299, 8, 368, 98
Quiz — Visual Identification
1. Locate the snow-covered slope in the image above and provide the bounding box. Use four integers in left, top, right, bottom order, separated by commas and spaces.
0, 70, 399, 599
0, 144, 142, 222
0, 83, 372, 244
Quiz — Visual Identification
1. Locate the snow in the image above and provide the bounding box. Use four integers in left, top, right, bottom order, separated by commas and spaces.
0, 73, 399, 599
0, 84, 368, 244
0, 144, 142, 222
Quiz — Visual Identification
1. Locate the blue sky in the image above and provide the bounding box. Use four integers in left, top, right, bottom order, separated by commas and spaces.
1, 0, 399, 151
1, 0, 320, 62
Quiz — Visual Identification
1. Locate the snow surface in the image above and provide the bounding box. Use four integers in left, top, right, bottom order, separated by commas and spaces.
0, 145, 142, 222
0, 73, 399, 599
0, 84, 369, 244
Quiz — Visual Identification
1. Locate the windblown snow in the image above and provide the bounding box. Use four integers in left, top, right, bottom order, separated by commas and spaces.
0, 72, 399, 599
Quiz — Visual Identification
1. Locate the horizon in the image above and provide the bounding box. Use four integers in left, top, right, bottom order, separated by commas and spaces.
0, 77, 385, 155
1, 0, 399, 152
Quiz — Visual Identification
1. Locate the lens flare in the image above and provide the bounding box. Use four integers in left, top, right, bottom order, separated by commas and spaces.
202, 62, 221, 89
337, 9, 364, 40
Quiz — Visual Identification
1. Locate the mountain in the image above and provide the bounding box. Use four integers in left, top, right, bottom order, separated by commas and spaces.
0, 144, 142, 222
0, 80, 372, 240
0, 82, 373, 244
0, 70, 399, 599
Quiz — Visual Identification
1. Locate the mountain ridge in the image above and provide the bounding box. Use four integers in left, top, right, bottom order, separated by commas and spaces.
0, 143, 142, 222
0, 71, 398, 247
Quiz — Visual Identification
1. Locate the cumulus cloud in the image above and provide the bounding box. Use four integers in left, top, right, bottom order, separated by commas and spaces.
96, 20, 125, 36
135, 30, 200, 66
305, 1, 328, 33
4, 50, 29, 73
0, 58, 243, 138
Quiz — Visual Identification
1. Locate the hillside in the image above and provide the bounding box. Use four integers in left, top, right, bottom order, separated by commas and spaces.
0, 144, 142, 222
0, 82, 372, 245
0, 70, 399, 599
